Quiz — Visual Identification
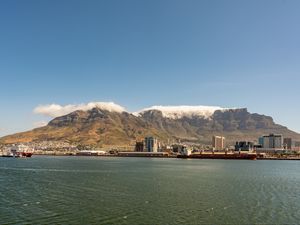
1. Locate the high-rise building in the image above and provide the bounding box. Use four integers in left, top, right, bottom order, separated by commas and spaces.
283, 138, 292, 150
145, 137, 158, 152
258, 137, 264, 146
135, 141, 144, 152
212, 136, 225, 150
262, 134, 283, 149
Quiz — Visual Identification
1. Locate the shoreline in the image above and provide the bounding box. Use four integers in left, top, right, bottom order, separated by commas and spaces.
15, 153, 300, 160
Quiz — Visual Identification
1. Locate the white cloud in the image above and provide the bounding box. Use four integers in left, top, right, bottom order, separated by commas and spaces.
34, 102, 126, 117
135, 105, 234, 119
33, 121, 48, 128
33, 101, 236, 120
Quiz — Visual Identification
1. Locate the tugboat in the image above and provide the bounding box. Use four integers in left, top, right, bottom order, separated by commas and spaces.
15, 144, 33, 158
21, 152, 33, 158
1, 144, 33, 158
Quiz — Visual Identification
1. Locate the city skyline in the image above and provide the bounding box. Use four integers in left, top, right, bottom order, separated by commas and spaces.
1, 0, 300, 136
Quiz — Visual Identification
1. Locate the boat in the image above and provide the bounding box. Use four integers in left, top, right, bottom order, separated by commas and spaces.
2, 154, 15, 158
1, 151, 33, 158
21, 152, 33, 158
13, 144, 33, 157
1, 145, 33, 158
1, 150, 20, 158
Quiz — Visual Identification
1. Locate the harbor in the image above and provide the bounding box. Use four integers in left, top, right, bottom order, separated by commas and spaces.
6, 150, 300, 161
2, 133, 300, 161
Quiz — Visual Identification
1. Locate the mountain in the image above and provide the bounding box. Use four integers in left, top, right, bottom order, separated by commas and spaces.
0, 108, 168, 147
138, 107, 300, 144
1, 106, 299, 147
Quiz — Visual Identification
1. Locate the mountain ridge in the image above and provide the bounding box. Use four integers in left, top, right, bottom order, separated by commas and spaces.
1, 106, 299, 147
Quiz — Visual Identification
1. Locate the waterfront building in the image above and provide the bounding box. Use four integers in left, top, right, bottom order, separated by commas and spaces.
172, 144, 184, 153
255, 134, 284, 154
171, 144, 191, 155
234, 141, 254, 151
262, 134, 283, 149
212, 136, 225, 150
283, 138, 292, 150
295, 141, 300, 147
254, 144, 262, 149
258, 137, 264, 146
294, 141, 300, 151
180, 146, 192, 156
145, 137, 158, 152
135, 141, 144, 152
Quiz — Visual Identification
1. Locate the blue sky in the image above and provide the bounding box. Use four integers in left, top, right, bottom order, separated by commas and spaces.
0, 0, 300, 136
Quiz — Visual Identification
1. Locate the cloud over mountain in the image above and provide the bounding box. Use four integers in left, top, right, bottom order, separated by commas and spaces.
33, 102, 126, 117
33, 101, 235, 119
135, 105, 232, 119
33, 121, 48, 128
2, 103, 300, 146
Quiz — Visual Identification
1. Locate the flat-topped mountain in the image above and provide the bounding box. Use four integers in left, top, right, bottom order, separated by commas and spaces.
1, 105, 299, 147
138, 107, 299, 144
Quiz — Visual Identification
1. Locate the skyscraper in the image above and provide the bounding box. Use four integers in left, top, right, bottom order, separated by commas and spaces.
135, 141, 144, 152
144, 137, 158, 152
258, 137, 264, 146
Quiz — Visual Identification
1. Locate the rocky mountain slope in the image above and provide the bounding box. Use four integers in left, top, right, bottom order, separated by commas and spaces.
1, 106, 299, 147
0, 108, 167, 146
138, 108, 300, 144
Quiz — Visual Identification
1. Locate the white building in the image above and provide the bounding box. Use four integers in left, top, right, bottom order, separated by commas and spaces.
212, 136, 225, 150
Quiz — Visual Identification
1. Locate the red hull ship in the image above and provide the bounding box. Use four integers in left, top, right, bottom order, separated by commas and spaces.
21, 152, 33, 157
178, 153, 257, 160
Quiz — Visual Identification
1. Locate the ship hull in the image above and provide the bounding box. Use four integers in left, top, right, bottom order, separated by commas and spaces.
1, 155, 15, 158
21, 152, 33, 158
1, 153, 33, 158
178, 153, 257, 160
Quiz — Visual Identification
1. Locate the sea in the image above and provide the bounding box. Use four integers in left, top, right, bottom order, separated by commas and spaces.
1, 156, 300, 225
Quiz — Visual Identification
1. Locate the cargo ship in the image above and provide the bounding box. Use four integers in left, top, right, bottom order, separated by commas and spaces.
117, 152, 169, 157
177, 152, 257, 160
